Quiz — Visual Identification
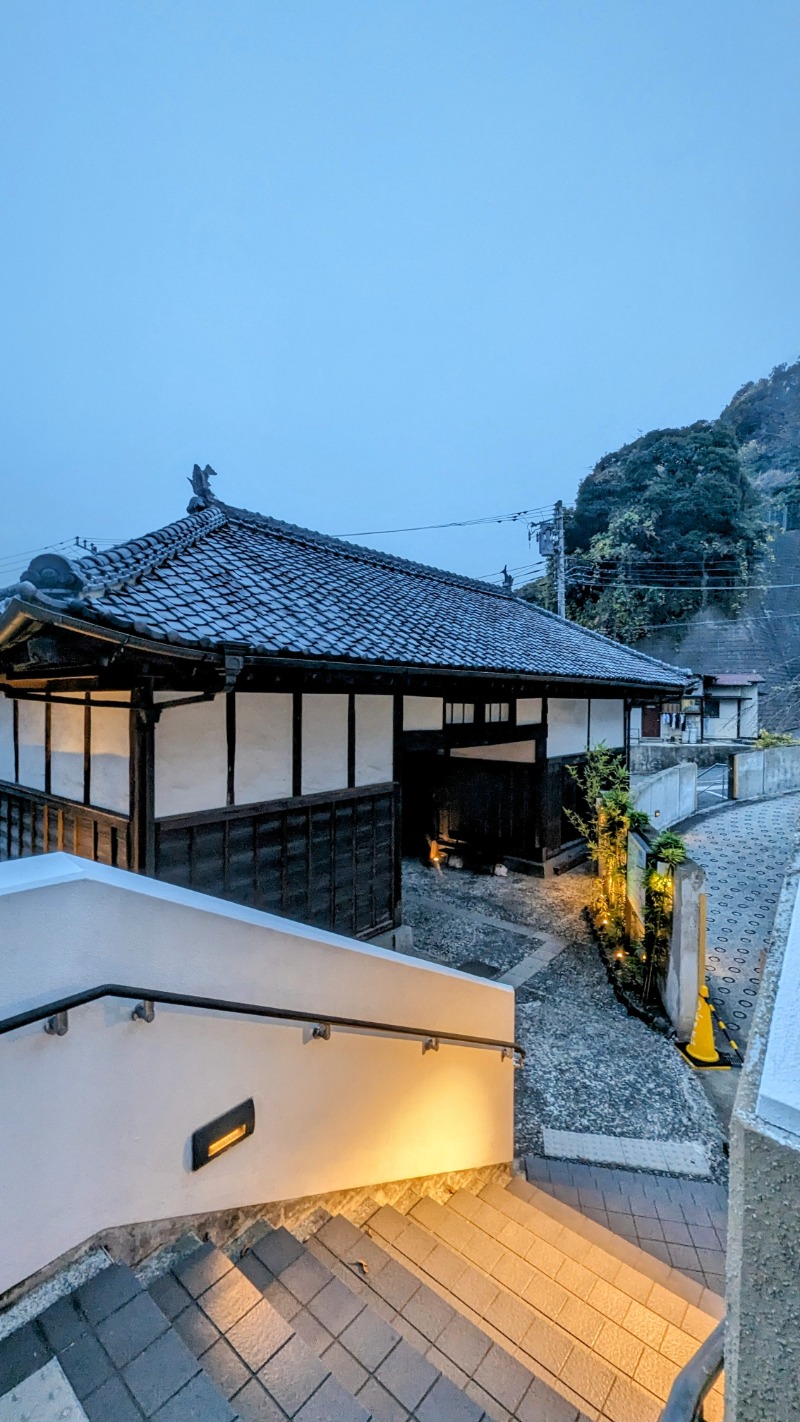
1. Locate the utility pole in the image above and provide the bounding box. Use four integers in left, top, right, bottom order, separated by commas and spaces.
554, 500, 566, 618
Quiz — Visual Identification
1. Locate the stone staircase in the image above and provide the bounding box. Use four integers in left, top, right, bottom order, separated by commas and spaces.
0, 1174, 724, 1422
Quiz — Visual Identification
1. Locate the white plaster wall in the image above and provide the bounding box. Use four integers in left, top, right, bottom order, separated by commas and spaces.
705, 699, 739, 741
155, 695, 227, 818
355, 695, 394, 786
50, 696, 85, 802
17, 700, 45, 790
89, 694, 130, 815
451, 741, 536, 764
590, 699, 625, 750
740, 693, 759, 739
235, 693, 293, 805
403, 697, 442, 732
516, 698, 542, 726
632, 764, 697, 828
630, 707, 643, 743
547, 698, 588, 758
0, 697, 14, 782
0, 855, 514, 1294
302, 694, 348, 795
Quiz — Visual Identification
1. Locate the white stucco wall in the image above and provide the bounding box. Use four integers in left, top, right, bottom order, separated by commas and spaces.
450, 741, 536, 763
50, 696, 85, 802
355, 695, 394, 786
590, 699, 625, 750
301, 694, 349, 794
547, 698, 589, 758
403, 696, 442, 732
629, 707, 642, 742
0, 697, 15, 783
235, 693, 293, 805
89, 693, 131, 815
516, 698, 542, 726
155, 694, 227, 817
16, 700, 46, 790
0, 855, 514, 1294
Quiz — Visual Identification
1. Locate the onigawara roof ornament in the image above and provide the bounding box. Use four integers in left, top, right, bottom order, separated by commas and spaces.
187, 464, 218, 513
502, 565, 514, 592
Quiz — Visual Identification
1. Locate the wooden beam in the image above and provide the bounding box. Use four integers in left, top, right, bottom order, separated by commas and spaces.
129, 686, 155, 876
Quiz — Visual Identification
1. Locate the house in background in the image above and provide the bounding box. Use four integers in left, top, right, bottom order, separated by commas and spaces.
0, 467, 689, 939
631, 672, 761, 747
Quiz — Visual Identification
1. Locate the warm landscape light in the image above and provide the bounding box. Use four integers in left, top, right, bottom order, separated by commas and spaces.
191, 1099, 255, 1171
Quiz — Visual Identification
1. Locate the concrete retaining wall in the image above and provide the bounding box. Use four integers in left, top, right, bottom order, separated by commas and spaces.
663, 858, 704, 1041
631, 762, 697, 829
0, 855, 514, 1296
630, 743, 734, 774
732, 745, 800, 801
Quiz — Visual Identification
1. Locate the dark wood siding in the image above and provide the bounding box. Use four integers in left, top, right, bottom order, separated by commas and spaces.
0, 782, 131, 869
401, 752, 541, 864
154, 782, 398, 939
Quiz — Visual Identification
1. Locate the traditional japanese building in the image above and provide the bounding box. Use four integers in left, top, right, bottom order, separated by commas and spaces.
0, 467, 689, 939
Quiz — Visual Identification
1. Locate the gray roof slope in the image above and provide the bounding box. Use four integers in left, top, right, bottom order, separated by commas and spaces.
22, 496, 691, 687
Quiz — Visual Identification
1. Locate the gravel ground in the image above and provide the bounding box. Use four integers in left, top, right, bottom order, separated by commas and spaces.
402, 858, 727, 1181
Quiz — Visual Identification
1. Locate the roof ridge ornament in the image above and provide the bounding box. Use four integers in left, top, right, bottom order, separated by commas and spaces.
187, 464, 218, 513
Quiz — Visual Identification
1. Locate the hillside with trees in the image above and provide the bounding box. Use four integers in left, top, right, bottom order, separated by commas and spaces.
523, 359, 800, 647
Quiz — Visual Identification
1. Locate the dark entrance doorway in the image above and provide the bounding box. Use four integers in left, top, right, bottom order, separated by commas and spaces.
400, 750, 541, 868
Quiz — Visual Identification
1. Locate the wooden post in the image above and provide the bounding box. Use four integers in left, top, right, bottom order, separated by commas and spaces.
129, 686, 155, 877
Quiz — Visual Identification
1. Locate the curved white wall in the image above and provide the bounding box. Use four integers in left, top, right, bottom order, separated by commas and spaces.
0, 856, 514, 1294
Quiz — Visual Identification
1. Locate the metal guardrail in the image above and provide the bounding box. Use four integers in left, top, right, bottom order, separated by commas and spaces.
661, 1319, 724, 1421
0, 982, 525, 1063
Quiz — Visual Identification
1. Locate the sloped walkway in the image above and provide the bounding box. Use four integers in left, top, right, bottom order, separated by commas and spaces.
681, 792, 800, 1045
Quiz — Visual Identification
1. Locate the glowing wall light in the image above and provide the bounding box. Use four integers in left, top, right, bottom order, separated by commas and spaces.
191, 1098, 255, 1171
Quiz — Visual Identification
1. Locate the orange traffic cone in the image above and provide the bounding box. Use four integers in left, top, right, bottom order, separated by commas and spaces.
685, 986, 720, 1065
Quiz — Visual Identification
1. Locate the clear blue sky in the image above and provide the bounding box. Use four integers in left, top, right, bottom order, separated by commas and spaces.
1, 1, 798, 584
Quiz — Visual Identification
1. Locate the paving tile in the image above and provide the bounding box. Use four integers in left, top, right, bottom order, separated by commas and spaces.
198, 1271, 263, 1332
425, 1345, 470, 1390
484, 1291, 534, 1346
59, 1332, 114, 1400
123, 1330, 200, 1415
661, 1220, 693, 1246
601, 1372, 662, 1422
200, 1336, 252, 1399
393, 1222, 437, 1267
451, 1265, 500, 1316
621, 1301, 666, 1351
464, 1375, 512, 1420
340, 1310, 401, 1370
586, 1278, 631, 1328
555, 1258, 595, 1301
591, 1320, 643, 1378
37, 1297, 88, 1353
436, 1314, 493, 1375
83, 1372, 145, 1422
148, 1274, 192, 1323
76, 1266, 142, 1326
559, 1344, 615, 1411
321, 1338, 369, 1395
252, 1229, 306, 1277
401, 1285, 455, 1344
258, 1276, 303, 1321
416, 1371, 484, 1421
151, 1371, 237, 1421
516, 1374, 582, 1421
171, 1303, 220, 1356
658, 1324, 698, 1369
371, 1259, 422, 1310
666, 1244, 701, 1273
473, 1341, 531, 1412
633, 1217, 664, 1244
491, 1251, 536, 1296
519, 1315, 573, 1377
368, 1206, 409, 1244
0, 1356, 84, 1422
96, 1293, 169, 1367
232, 1378, 286, 1421
172, 1245, 234, 1300
557, 1296, 604, 1348
239, 1254, 277, 1297
316, 1216, 364, 1255
290, 1309, 335, 1356
0, 1321, 52, 1393
227, 1299, 294, 1371
377, 1338, 439, 1410
280, 1254, 333, 1306
356, 1375, 408, 1422
295, 1372, 371, 1421
633, 1346, 680, 1402
259, 1334, 329, 1416
307, 1277, 364, 1335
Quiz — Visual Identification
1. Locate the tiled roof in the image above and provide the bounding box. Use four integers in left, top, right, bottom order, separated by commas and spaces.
22, 496, 691, 688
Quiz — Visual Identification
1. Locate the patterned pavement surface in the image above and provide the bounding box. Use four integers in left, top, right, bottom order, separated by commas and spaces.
681, 792, 800, 1046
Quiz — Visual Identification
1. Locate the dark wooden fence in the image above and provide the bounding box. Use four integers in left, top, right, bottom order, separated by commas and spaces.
0, 783, 131, 869
154, 782, 399, 939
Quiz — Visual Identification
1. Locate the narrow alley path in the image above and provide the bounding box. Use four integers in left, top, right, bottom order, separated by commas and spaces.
681, 791, 800, 1046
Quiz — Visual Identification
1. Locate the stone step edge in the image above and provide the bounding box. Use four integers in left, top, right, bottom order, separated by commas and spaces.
309, 1213, 592, 1422
506, 1177, 725, 1319
405, 1191, 723, 1408
227, 1221, 487, 1421
367, 1200, 677, 1418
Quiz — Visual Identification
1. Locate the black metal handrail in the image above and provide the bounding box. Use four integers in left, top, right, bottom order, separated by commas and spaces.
0, 982, 525, 1062
661, 1319, 724, 1421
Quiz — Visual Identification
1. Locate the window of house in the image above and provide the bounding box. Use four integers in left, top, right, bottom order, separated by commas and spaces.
486, 703, 510, 723
445, 702, 474, 725
704, 699, 721, 719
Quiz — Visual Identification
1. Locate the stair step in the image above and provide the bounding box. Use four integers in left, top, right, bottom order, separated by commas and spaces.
148, 1236, 371, 1420
311, 1212, 591, 1422
0, 1259, 237, 1421
237, 1221, 491, 1420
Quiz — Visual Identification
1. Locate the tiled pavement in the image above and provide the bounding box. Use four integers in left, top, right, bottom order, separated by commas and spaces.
525, 1158, 727, 1297
682, 791, 800, 1045
1, 1173, 723, 1422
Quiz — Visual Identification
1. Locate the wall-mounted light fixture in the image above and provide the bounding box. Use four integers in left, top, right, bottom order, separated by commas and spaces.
191, 1098, 255, 1171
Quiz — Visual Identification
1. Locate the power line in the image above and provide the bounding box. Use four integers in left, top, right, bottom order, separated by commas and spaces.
337, 505, 555, 538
